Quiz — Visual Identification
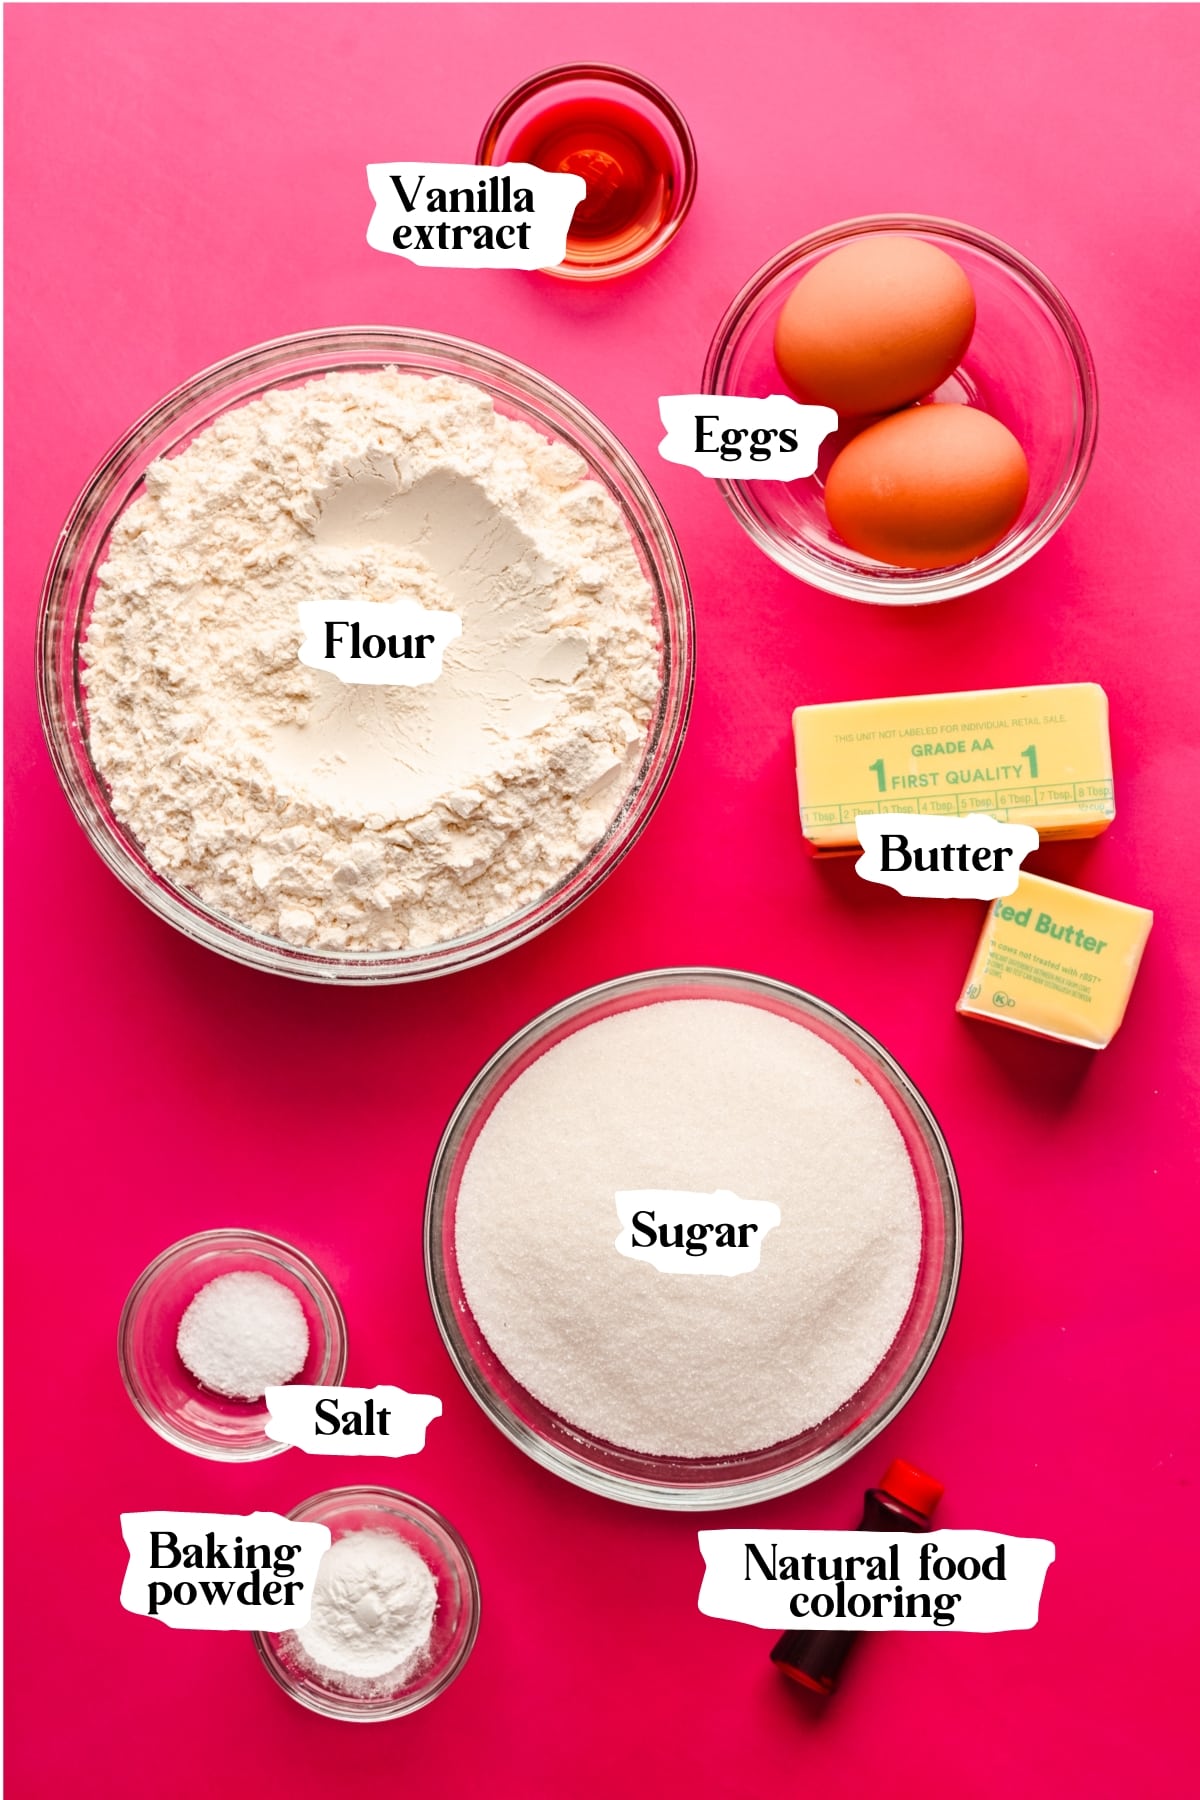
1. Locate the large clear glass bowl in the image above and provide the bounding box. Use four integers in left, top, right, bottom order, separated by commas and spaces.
37, 328, 693, 982
704, 215, 1097, 604
425, 968, 961, 1511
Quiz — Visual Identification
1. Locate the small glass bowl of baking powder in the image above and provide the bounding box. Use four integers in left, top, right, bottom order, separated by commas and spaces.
118, 1229, 347, 1461
426, 968, 961, 1511
254, 1486, 480, 1721
38, 327, 692, 983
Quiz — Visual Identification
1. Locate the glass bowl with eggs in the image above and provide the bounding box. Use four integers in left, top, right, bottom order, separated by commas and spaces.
704, 214, 1097, 604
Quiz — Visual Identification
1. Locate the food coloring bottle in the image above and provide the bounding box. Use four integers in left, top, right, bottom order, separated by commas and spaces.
770, 1458, 944, 1695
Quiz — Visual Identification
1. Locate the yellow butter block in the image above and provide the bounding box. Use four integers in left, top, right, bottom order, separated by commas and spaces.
957, 872, 1152, 1049
792, 684, 1114, 854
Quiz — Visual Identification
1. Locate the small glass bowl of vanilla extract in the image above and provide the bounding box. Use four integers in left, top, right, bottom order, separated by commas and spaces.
477, 63, 696, 280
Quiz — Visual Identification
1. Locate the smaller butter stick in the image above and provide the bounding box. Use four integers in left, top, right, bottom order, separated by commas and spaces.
957, 872, 1152, 1049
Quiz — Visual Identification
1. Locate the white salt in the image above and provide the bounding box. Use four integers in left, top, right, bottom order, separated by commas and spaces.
455, 999, 922, 1458
176, 1270, 309, 1401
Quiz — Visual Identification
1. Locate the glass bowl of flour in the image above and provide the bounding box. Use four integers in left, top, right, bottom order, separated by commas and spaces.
38, 329, 692, 981
254, 1486, 480, 1720
426, 968, 961, 1510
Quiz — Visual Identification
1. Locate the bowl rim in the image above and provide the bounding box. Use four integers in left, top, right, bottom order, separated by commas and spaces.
37, 325, 694, 983
252, 1483, 482, 1721
424, 965, 962, 1511
117, 1226, 348, 1461
703, 212, 1099, 604
475, 61, 698, 280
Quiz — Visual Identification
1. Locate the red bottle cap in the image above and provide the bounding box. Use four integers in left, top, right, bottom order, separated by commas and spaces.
879, 1459, 944, 1518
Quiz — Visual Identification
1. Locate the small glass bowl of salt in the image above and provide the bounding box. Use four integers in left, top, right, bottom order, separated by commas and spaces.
118, 1228, 347, 1461
254, 1487, 480, 1721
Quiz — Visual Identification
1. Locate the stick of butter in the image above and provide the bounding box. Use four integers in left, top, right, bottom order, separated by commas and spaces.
792, 684, 1114, 854
957, 872, 1152, 1049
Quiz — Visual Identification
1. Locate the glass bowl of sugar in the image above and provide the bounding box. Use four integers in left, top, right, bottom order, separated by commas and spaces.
426, 968, 961, 1510
118, 1229, 347, 1461
254, 1486, 480, 1721
38, 327, 692, 983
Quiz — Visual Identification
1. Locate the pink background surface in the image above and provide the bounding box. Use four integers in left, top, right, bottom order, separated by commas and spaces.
5, 5, 1199, 1795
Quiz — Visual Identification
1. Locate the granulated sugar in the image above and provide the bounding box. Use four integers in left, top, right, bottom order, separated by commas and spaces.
455, 999, 922, 1458
82, 369, 660, 951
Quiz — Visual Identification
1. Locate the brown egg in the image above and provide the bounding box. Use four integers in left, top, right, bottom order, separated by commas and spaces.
774, 237, 976, 417
824, 404, 1029, 570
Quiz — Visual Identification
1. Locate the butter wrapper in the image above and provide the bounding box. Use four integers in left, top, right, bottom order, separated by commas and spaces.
793, 683, 1115, 854
957, 871, 1152, 1049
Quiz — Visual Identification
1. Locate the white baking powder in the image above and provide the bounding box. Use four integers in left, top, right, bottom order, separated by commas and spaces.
82, 369, 660, 950
455, 999, 923, 1458
176, 1270, 309, 1401
294, 1530, 438, 1692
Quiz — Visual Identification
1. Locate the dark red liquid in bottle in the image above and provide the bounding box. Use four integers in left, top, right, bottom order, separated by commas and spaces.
508, 95, 677, 268
771, 1459, 944, 1697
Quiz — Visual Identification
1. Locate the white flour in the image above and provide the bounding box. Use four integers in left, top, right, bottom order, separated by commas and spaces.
82, 369, 660, 950
455, 1000, 923, 1459
294, 1530, 438, 1692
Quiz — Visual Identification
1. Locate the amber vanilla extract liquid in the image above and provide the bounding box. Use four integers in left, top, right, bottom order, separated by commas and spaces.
508, 96, 676, 268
